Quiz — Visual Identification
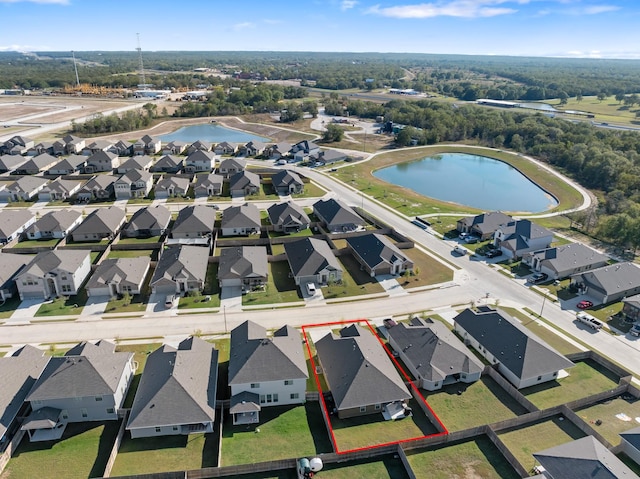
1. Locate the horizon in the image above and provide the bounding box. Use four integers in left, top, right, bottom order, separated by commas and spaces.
1, 0, 640, 60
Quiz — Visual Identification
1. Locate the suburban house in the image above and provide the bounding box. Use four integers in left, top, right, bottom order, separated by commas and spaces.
71, 206, 126, 242
0, 253, 30, 301
493, 219, 554, 259
38, 178, 83, 202
127, 337, 218, 438
114, 169, 154, 199
22, 340, 135, 442
239, 140, 267, 157
27, 141, 54, 157
271, 170, 304, 195
313, 198, 365, 233
229, 170, 260, 197
123, 204, 171, 238
186, 140, 213, 154
0, 154, 27, 173
171, 205, 216, 240
134, 135, 161, 155
218, 157, 245, 177
267, 201, 310, 234
266, 142, 292, 160
86, 257, 151, 297
151, 154, 184, 173
184, 150, 215, 173
24, 210, 83, 240
570, 262, 640, 304
0, 210, 36, 243
218, 246, 268, 289
75, 175, 116, 202
454, 307, 574, 389
14, 250, 91, 300
85, 151, 119, 173
346, 233, 414, 277
82, 139, 115, 156
387, 317, 483, 391
533, 436, 638, 479
522, 243, 609, 280
315, 323, 412, 419
0, 345, 49, 445
220, 203, 261, 237
620, 426, 640, 466
291, 140, 320, 157
56, 134, 85, 155
154, 176, 191, 199
456, 211, 514, 240
316, 149, 347, 166
162, 140, 188, 155
150, 245, 209, 295
108, 140, 134, 157
0, 176, 49, 202
228, 321, 308, 425
116, 155, 154, 174
12, 153, 58, 175
622, 295, 640, 322
1, 135, 34, 155
214, 141, 238, 156
48, 154, 87, 175
193, 173, 224, 198
283, 237, 343, 287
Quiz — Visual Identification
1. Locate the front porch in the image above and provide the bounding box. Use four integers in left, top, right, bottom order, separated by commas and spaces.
21, 407, 67, 442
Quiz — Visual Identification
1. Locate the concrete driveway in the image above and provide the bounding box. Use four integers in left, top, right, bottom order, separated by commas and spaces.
81, 296, 110, 317
9, 299, 43, 321
220, 286, 243, 311
146, 292, 175, 314
376, 275, 409, 296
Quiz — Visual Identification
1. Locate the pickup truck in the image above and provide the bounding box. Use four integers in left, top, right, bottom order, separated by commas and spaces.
576, 312, 603, 330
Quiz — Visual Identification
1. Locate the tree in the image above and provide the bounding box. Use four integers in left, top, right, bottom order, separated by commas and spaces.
323, 123, 344, 142
597, 91, 607, 102
576, 92, 583, 103
558, 91, 569, 105
615, 92, 626, 104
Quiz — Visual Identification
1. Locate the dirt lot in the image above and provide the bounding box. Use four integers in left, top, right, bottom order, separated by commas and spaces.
0, 102, 61, 121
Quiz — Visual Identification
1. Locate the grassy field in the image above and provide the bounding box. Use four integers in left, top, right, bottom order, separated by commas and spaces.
178, 263, 221, 309
242, 261, 302, 306
220, 403, 331, 466
329, 398, 439, 451
406, 436, 520, 479
0, 297, 21, 319
499, 416, 586, 472
318, 456, 411, 479
111, 432, 217, 476
399, 247, 454, 289
521, 360, 620, 409
2, 421, 119, 479
550, 96, 640, 127
321, 256, 384, 299
576, 396, 640, 446
333, 145, 584, 217
423, 376, 528, 432
12, 238, 60, 248
117, 236, 162, 244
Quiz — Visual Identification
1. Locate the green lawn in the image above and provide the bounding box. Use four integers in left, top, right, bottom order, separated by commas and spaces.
107, 249, 154, 259
110, 432, 218, 476
423, 376, 528, 432
321, 256, 384, 299
399, 247, 454, 289
117, 236, 162, 244
406, 436, 520, 479
0, 297, 21, 319
3, 421, 120, 479
295, 182, 327, 198
220, 403, 331, 466
178, 263, 221, 309
318, 456, 411, 479
242, 261, 301, 306
576, 396, 640, 446
521, 360, 620, 409
35, 289, 88, 316
13, 238, 60, 248
499, 416, 587, 472
329, 398, 439, 451
116, 343, 162, 408
268, 228, 314, 238
105, 294, 148, 313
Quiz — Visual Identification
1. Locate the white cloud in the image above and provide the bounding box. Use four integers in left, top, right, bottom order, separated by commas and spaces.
0, 0, 69, 4
341, 0, 358, 10
367, 1, 518, 19
579, 4, 620, 14
232, 22, 255, 31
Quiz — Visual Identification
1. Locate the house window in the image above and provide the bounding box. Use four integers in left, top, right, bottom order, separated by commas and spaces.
173, 426, 179, 431
95, 396, 103, 402
155, 427, 161, 433
250, 383, 260, 389
260, 395, 266, 404
537, 376, 542, 381
284, 380, 293, 386
61, 274, 68, 280
107, 408, 114, 414
273, 394, 278, 403
61, 285, 71, 293
81, 409, 88, 418
374, 404, 381, 410
359, 406, 367, 413
290, 393, 299, 400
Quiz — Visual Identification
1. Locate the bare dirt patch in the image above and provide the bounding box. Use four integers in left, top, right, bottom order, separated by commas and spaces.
0, 103, 60, 121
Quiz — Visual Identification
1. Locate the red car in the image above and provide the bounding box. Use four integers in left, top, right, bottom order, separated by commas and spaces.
577, 300, 593, 309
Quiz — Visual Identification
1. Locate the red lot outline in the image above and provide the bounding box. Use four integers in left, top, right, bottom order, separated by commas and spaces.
302, 319, 448, 454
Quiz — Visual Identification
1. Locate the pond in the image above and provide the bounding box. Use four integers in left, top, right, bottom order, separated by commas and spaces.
373, 152, 558, 213
159, 124, 270, 143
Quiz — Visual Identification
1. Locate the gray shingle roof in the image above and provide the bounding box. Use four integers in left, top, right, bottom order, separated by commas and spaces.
0, 154, 26, 171
119, 155, 153, 171
26, 340, 133, 401
229, 321, 308, 385
574, 262, 640, 297
454, 308, 574, 381
25, 210, 82, 236
77, 175, 117, 195
19, 153, 58, 172
267, 201, 310, 227
218, 246, 268, 282
272, 170, 303, 189
155, 176, 190, 194
534, 436, 637, 479
39, 178, 82, 196
7, 175, 49, 193
127, 337, 218, 430
283, 238, 342, 278
86, 257, 151, 291
315, 324, 411, 411
219, 158, 246, 171
194, 173, 223, 190
527, 243, 608, 275
151, 155, 183, 171
620, 426, 640, 451
125, 205, 171, 234
346, 233, 411, 271
17, 250, 90, 279
221, 203, 261, 230
229, 170, 260, 191
388, 318, 483, 382
50, 154, 87, 172
0, 252, 29, 289
313, 198, 363, 230
0, 345, 49, 441
0, 210, 35, 238
171, 205, 216, 236
151, 245, 208, 286
458, 211, 513, 235
73, 206, 125, 236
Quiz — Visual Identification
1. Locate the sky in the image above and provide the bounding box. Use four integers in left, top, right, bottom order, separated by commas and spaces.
1, 0, 640, 59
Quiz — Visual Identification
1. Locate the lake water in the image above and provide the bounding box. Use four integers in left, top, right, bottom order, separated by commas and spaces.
159, 124, 270, 143
373, 152, 558, 212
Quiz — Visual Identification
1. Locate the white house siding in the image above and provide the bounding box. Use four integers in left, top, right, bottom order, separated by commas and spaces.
621, 440, 640, 466
294, 269, 341, 287
221, 227, 256, 237
230, 378, 306, 407
17, 255, 91, 300
1, 216, 36, 243
32, 396, 119, 423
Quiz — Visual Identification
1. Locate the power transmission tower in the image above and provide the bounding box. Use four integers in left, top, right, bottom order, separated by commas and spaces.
136, 33, 146, 88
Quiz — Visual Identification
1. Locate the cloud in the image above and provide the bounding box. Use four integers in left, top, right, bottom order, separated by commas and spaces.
232, 22, 255, 31
0, 44, 45, 51
341, 0, 358, 10
0, 0, 70, 4
367, 1, 519, 19
578, 4, 620, 14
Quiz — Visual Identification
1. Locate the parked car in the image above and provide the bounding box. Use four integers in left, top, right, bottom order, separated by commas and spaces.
165, 295, 176, 308
577, 300, 593, 309
458, 232, 469, 240
531, 272, 548, 284
306, 282, 317, 296
486, 249, 502, 258
464, 235, 480, 244
629, 323, 640, 337
576, 311, 603, 330
453, 245, 467, 256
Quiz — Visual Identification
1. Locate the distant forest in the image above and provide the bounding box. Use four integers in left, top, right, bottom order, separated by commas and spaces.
2, 51, 640, 101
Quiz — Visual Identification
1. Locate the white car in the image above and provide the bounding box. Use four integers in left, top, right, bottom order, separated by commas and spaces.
306, 282, 317, 296
453, 245, 467, 255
